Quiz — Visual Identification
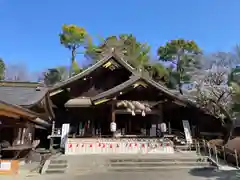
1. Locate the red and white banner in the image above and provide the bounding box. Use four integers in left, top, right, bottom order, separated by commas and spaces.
65, 138, 174, 155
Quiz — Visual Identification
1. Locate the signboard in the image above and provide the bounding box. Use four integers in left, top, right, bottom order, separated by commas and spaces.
150, 124, 156, 137
0, 162, 11, 171
182, 120, 193, 144
61, 123, 70, 149
0, 160, 19, 175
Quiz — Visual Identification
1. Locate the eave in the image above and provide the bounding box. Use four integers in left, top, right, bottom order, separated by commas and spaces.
0, 100, 51, 128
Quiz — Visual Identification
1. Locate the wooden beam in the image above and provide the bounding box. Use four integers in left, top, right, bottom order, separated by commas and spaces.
0, 110, 20, 119
173, 100, 187, 107
50, 89, 63, 96
0, 104, 36, 119
93, 98, 111, 105
111, 102, 115, 122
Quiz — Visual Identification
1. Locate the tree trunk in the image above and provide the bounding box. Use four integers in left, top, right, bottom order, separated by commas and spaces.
217, 104, 234, 144
223, 119, 234, 144
69, 47, 77, 77
176, 49, 183, 94
209, 99, 233, 144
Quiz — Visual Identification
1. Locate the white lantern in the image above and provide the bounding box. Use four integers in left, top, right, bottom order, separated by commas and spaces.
110, 122, 117, 132
160, 122, 167, 133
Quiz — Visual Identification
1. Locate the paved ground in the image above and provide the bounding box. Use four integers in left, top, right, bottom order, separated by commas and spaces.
1, 153, 240, 180
2, 169, 239, 180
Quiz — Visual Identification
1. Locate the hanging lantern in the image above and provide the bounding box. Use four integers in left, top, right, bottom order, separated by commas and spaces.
110, 122, 117, 132
160, 122, 167, 133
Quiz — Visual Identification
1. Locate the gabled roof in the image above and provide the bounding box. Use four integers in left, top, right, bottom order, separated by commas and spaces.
0, 81, 48, 107
91, 75, 192, 106
50, 48, 137, 92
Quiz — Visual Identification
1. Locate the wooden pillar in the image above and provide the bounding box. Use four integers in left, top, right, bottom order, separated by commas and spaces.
51, 121, 55, 135
129, 119, 131, 134
157, 104, 163, 136
168, 121, 171, 135
111, 103, 115, 122
50, 120, 55, 151
21, 128, 26, 144
111, 102, 116, 137
21, 122, 34, 145
13, 128, 22, 145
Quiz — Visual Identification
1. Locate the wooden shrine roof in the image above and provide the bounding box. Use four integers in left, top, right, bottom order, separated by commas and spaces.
50, 48, 137, 93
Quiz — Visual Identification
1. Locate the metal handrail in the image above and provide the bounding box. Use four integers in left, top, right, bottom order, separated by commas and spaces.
194, 139, 240, 169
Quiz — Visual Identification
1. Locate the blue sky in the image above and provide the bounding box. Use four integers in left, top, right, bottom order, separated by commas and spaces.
0, 0, 239, 73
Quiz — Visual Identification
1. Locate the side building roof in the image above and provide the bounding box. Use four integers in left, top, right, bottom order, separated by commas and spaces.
0, 81, 48, 107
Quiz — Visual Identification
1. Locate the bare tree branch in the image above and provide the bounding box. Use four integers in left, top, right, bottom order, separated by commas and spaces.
190, 53, 236, 125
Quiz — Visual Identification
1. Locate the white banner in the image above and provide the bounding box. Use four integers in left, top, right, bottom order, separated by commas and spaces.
61, 123, 70, 149
182, 120, 193, 144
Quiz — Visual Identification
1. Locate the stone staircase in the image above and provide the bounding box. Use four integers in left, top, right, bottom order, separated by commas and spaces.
107, 153, 215, 172
41, 159, 68, 174
40, 151, 216, 174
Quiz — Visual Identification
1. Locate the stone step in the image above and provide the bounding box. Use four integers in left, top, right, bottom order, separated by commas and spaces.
109, 161, 211, 167
48, 164, 68, 169
50, 160, 68, 164
108, 166, 216, 172
175, 145, 196, 149
109, 157, 207, 163
41, 159, 68, 174
45, 169, 66, 174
